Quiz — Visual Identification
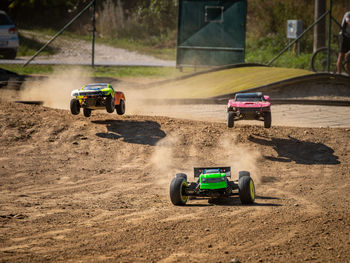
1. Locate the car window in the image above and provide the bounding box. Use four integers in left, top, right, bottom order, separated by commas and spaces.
236, 96, 263, 102
0, 14, 13, 25
83, 85, 107, 90
204, 169, 220, 174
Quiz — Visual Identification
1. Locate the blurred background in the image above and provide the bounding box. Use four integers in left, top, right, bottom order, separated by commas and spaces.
0, 0, 348, 69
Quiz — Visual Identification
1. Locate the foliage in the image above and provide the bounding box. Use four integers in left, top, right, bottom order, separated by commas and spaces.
0, 0, 90, 29
1, 0, 350, 70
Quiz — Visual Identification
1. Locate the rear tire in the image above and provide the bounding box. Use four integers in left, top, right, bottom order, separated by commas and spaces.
238, 176, 255, 204
83, 108, 92, 117
227, 112, 234, 128
116, 100, 125, 115
106, 96, 115, 113
70, 99, 80, 115
238, 171, 250, 180
170, 177, 188, 205
176, 173, 187, 181
264, 112, 271, 128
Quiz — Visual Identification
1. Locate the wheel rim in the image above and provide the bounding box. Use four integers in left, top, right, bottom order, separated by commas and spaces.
250, 180, 255, 201
180, 181, 188, 203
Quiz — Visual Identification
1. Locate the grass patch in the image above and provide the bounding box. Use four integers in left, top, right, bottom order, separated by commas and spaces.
0, 64, 198, 79
21, 28, 176, 61
0, 64, 55, 75
146, 66, 313, 99
17, 29, 317, 68
246, 48, 314, 70
17, 33, 59, 57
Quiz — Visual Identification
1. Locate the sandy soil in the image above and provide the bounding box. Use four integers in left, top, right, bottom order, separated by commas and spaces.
1, 98, 350, 262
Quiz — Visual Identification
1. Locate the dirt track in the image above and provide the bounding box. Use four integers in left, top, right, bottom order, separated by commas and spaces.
1, 99, 350, 263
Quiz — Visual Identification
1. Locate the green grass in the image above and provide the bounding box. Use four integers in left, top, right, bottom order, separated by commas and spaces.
17, 33, 59, 57
10, 28, 325, 77
148, 66, 313, 99
17, 28, 321, 69
245, 34, 315, 70
20, 28, 176, 61
246, 49, 314, 70
0, 64, 55, 75
0, 64, 197, 79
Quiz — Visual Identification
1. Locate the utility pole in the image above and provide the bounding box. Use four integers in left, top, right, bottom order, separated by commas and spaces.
313, 0, 326, 52
92, 0, 96, 68
327, 0, 333, 72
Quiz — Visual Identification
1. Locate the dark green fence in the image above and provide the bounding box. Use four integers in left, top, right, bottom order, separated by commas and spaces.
176, 0, 247, 68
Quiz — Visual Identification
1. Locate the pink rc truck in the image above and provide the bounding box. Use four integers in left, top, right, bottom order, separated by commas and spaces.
227, 92, 271, 128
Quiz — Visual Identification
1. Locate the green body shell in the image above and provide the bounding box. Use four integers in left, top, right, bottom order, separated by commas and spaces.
75, 84, 115, 102
100, 85, 115, 96
199, 172, 228, 190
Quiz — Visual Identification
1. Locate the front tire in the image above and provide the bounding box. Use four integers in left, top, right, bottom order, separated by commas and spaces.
70, 99, 80, 115
170, 177, 188, 206
238, 171, 250, 180
238, 176, 255, 204
227, 111, 234, 128
116, 100, 125, 115
83, 108, 92, 117
176, 173, 187, 181
106, 96, 115, 113
264, 111, 271, 128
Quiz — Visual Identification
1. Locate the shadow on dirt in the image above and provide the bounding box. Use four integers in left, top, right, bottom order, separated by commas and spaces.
185, 196, 281, 207
248, 134, 340, 165
92, 119, 166, 146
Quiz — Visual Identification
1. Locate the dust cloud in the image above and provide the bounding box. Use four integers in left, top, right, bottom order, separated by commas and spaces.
150, 132, 182, 190
19, 67, 93, 109
216, 134, 262, 184
121, 85, 170, 116
151, 131, 262, 193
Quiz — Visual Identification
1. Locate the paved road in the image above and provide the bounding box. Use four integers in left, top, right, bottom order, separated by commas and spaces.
135, 104, 350, 128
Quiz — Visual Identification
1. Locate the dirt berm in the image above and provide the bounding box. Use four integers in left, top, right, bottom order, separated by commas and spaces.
0, 99, 349, 262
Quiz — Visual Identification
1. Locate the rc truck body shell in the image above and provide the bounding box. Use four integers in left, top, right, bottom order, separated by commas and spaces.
170, 166, 255, 205
227, 92, 271, 128
70, 83, 126, 117
195, 167, 230, 190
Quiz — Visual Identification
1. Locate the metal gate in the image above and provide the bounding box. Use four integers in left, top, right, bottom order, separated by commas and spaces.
176, 0, 247, 68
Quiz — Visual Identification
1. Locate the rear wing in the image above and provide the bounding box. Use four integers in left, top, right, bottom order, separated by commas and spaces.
194, 167, 231, 178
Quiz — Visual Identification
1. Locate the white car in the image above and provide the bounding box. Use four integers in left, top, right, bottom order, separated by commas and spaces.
0, 10, 19, 59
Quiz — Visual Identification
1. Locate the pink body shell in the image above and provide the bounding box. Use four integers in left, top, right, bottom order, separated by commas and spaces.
228, 100, 271, 108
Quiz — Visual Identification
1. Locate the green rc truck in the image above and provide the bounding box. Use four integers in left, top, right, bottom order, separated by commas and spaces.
170, 167, 255, 205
